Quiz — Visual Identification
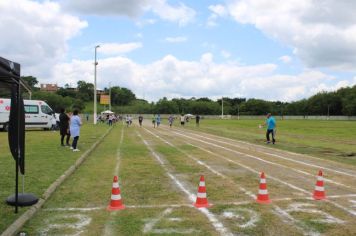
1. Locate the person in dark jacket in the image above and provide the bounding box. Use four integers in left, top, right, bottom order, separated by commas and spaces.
59, 108, 70, 146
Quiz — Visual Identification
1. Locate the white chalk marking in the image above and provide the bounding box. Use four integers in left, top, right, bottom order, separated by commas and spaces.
137, 131, 233, 236
39, 213, 91, 236
143, 208, 198, 234
144, 128, 258, 201
222, 208, 259, 229
286, 203, 344, 224
144, 128, 225, 179
273, 206, 319, 236
176, 129, 356, 178
172, 131, 356, 217
173, 130, 353, 189
104, 127, 125, 236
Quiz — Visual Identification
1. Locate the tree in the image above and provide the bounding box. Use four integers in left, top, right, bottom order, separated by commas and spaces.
155, 98, 179, 114
111, 86, 136, 106
77, 80, 94, 101
21, 76, 38, 90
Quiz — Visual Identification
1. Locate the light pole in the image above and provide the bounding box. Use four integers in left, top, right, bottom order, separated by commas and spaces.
94, 45, 100, 125
109, 82, 111, 111
221, 96, 224, 119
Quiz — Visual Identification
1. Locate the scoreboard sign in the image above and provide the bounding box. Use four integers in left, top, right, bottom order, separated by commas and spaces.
100, 95, 110, 105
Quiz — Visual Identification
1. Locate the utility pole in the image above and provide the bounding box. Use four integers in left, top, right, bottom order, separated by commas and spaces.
94, 45, 100, 125
109, 82, 111, 111
221, 96, 224, 119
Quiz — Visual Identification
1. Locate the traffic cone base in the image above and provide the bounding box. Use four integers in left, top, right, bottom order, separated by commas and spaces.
107, 176, 125, 211
107, 205, 125, 211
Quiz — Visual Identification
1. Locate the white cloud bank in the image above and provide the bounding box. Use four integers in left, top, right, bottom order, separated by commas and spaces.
165, 37, 187, 43
62, 0, 195, 26
0, 0, 87, 77
211, 0, 356, 70
51, 53, 352, 102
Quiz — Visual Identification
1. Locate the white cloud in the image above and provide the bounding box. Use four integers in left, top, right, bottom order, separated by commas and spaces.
62, 0, 195, 26
49, 53, 350, 102
221, 50, 231, 59
165, 37, 187, 43
98, 42, 143, 55
225, 0, 356, 70
207, 4, 227, 27
0, 0, 87, 78
279, 55, 292, 64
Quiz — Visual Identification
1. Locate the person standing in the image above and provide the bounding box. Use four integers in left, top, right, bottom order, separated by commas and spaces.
59, 108, 70, 146
168, 115, 174, 128
180, 114, 185, 126
152, 114, 156, 128
195, 114, 200, 127
138, 114, 143, 127
264, 113, 276, 144
156, 114, 161, 127
70, 110, 82, 152
125, 115, 130, 127
108, 114, 113, 126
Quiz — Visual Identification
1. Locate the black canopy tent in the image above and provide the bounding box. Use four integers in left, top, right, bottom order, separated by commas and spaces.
0, 57, 38, 213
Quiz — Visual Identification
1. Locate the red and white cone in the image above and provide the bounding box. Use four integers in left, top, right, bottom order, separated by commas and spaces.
107, 176, 125, 211
256, 172, 271, 204
194, 175, 212, 208
313, 170, 326, 200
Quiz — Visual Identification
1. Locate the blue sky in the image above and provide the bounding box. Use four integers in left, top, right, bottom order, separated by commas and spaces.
1, 0, 356, 101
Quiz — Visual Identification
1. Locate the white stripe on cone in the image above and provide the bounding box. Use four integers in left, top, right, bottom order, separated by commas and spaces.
199, 182, 205, 187
315, 186, 324, 191
317, 176, 323, 181
260, 179, 266, 184
197, 192, 207, 198
258, 189, 268, 195
111, 194, 122, 200
113, 183, 119, 188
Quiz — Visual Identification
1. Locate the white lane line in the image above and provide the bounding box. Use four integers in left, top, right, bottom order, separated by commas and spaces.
44, 194, 356, 212
137, 131, 234, 236
144, 128, 226, 179
104, 127, 125, 236
175, 128, 356, 178
145, 127, 257, 200
114, 127, 125, 176
170, 130, 356, 217
173, 130, 354, 189
273, 206, 320, 236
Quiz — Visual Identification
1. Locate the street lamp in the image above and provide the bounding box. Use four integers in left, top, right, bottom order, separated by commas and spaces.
221, 96, 224, 119
109, 82, 111, 111
94, 45, 100, 125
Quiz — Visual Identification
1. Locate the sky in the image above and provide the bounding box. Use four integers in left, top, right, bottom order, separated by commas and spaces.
1, 0, 356, 102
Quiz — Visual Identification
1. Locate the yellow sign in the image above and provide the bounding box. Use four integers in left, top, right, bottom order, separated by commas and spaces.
100, 95, 110, 105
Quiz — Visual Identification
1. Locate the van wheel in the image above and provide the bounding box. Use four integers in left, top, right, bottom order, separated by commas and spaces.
3, 123, 9, 132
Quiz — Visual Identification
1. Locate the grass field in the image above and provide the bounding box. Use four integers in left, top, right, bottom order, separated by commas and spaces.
1, 119, 356, 235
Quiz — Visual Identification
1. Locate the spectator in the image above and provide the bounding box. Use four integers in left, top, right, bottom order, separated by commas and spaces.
59, 108, 70, 147
70, 110, 82, 152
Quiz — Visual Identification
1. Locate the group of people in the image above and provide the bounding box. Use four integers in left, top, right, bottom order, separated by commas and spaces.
59, 108, 82, 152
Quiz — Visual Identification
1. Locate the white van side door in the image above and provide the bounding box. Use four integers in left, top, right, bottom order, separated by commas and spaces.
24, 104, 40, 128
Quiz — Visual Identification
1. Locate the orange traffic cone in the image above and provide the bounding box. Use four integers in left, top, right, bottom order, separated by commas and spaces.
194, 175, 212, 208
313, 170, 326, 200
107, 176, 125, 211
256, 172, 271, 204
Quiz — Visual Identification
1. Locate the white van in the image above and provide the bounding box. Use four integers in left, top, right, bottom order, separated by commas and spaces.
0, 98, 56, 131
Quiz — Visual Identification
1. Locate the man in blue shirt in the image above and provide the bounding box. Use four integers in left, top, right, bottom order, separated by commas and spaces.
265, 113, 276, 144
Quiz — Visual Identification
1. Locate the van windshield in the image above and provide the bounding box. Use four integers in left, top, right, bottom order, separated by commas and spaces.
41, 105, 53, 115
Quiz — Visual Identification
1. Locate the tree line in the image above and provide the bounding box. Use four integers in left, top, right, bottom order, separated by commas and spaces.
8, 76, 356, 116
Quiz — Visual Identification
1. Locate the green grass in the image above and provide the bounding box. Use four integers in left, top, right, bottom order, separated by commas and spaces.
180, 119, 356, 165
2, 119, 356, 235
0, 123, 110, 233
